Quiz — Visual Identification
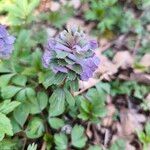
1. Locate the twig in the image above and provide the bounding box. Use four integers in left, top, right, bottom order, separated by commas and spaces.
73, 75, 105, 96
22, 137, 27, 150
133, 36, 141, 56
41, 141, 47, 150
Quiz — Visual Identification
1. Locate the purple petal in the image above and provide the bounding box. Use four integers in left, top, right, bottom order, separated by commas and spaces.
4, 36, 16, 44
55, 43, 72, 52
42, 50, 51, 68
89, 40, 98, 50
80, 56, 100, 81
0, 25, 7, 38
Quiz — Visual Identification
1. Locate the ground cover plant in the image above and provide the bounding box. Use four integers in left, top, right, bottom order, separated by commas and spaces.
0, 0, 150, 150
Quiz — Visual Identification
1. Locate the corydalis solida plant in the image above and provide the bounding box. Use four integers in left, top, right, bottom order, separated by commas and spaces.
42, 27, 100, 81
0, 25, 15, 59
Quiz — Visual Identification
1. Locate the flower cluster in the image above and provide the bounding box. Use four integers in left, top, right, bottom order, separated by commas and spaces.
0, 25, 15, 59
42, 27, 100, 81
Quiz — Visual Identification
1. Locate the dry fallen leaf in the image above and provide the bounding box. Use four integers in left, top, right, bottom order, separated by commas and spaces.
140, 54, 150, 67
69, 0, 81, 9
120, 108, 146, 136
113, 51, 134, 69
102, 104, 116, 127
96, 54, 118, 76
46, 27, 57, 37
125, 142, 136, 150
49, 1, 60, 12
67, 18, 84, 29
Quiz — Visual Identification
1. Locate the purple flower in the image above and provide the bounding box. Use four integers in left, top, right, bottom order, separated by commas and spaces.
42, 27, 100, 81
0, 25, 15, 59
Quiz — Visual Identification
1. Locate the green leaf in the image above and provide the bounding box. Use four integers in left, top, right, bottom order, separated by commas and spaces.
67, 71, 76, 81
13, 104, 29, 127
0, 139, 19, 150
109, 139, 125, 150
48, 117, 65, 130
26, 87, 36, 98
11, 117, 22, 134
71, 125, 87, 148
145, 122, 150, 136
29, 92, 48, 114
78, 111, 89, 121
88, 145, 102, 150
80, 99, 90, 113
0, 61, 11, 73
28, 0, 40, 13
15, 89, 27, 102
27, 143, 37, 150
72, 64, 82, 74
70, 79, 79, 91
0, 74, 14, 87
43, 73, 66, 88
49, 88, 65, 117
96, 82, 111, 94
1, 86, 22, 99
54, 133, 68, 150
0, 100, 20, 115
11, 75, 27, 86
0, 113, 13, 141
64, 88, 75, 108
56, 51, 69, 59
26, 117, 45, 139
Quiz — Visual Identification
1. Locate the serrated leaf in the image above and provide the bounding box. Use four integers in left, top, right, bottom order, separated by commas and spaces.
96, 82, 111, 94
72, 64, 82, 74
70, 79, 79, 91
29, 92, 48, 114
64, 88, 75, 108
0, 74, 15, 87
11, 117, 22, 134
71, 125, 87, 148
1, 86, 22, 99
43, 72, 66, 88
25, 117, 45, 139
48, 117, 65, 130
26, 87, 36, 98
0, 113, 13, 141
67, 71, 76, 81
15, 89, 27, 102
56, 51, 69, 59
11, 75, 27, 86
43, 74, 55, 88
13, 104, 29, 127
49, 88, 65, 117
54, 133, 68, 150
0, 100, 20, 115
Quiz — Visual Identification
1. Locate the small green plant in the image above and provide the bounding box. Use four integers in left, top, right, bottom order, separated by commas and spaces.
0, 100, 20, 141
84, 0, 143, 34
110, 80, 150, 99
137, 122, 150, 150
54, 125, 87, 149
40, 5, 74, 29
0, 0, 40, 26
78, 87, 107, 123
